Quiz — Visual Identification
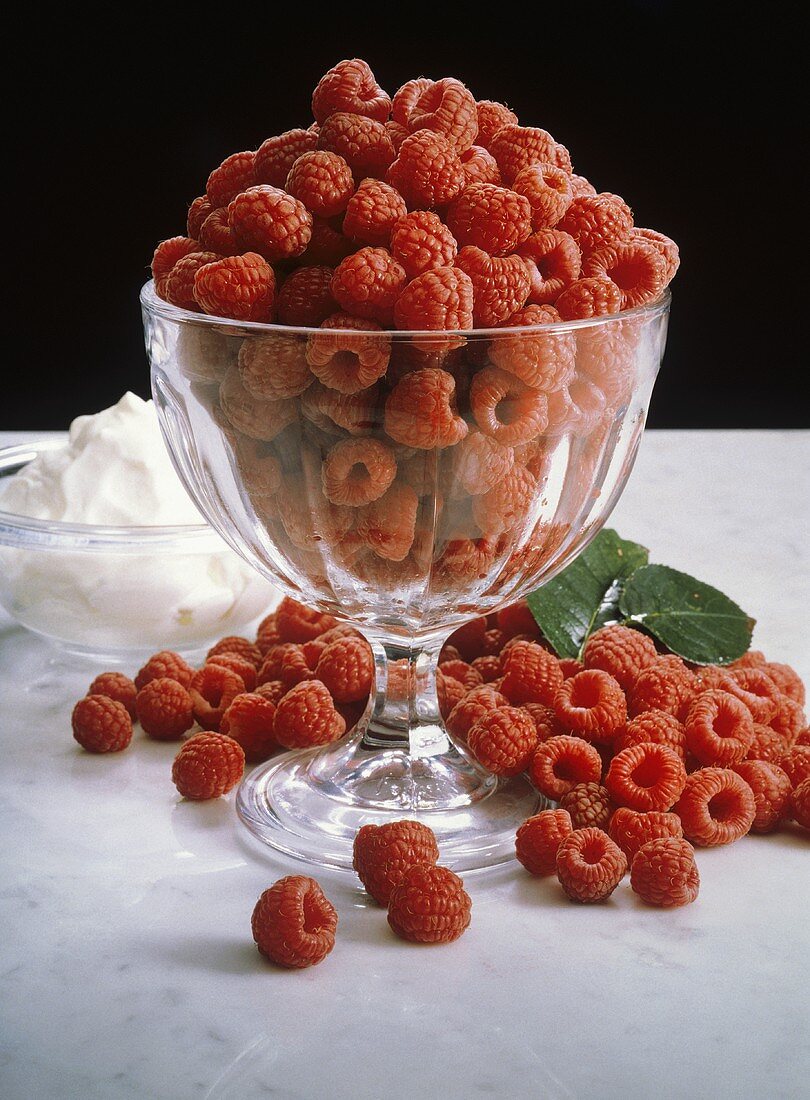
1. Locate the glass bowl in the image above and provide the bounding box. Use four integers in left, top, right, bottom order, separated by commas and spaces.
142, 280, 670, 870
0, 439, 280, 663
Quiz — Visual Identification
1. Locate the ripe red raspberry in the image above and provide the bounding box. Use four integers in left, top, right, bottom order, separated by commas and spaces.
558, 193, 634, 256
387, 864, 471, 944
259, 642, 303, 684
275, 596, 337, 643
553, 669, 627, 744
135, 677, 194, 740
438, 659, 484, 692
517, 229, 581, 305
556, 827, 627, 903
189, 664, 245, 731
676, 767, 756, 846
353, 820, 439, 905
475, 100, 519, 149
384, 367, 468, 449
747, 723, 788, 763
301, 217, 354, 267
513, 162, 574, 230
171, 731, 244, 799
779, 745, 810, 787
161, 251, 220, 309
729, 650, 768, 671
559, 658, 585, 680
447, 617, 488, 660
723, 667, 782, 725
762, 660, 805, 705
608, 806, 684, 861
207, 635, 262, 669
437, 667, 467, 718
330, 247, 407, 325
489, 125, 571, 185
632, 227, 680, 285
770, 696, 807, 742
583, 238, 667, 311
488, 305, 576, 391
500, 640, 563, 706
522, 703, 569, 742
615, 710, 688, 762
455, 246, 532, 327
402, 77, 478, 152
220, 692, 277, 762
471, 655, 504, 682
256, 611, 281, 653
187, 196, 213, 240
559, 782, 613, 830
206, 150, 256, 207
582, 624, 658, 692
392, 267, 474, 349
256, 680, 286, 706
285, 150, 354, 218
467, 706, 537, 776
555, 276, 623, 320
390, 211, 458, 279
386, 119, 409, 150
606, 743, 687, 812
279, 644, 319, 688
628, 655, 695, 721
273, 679, 346, 749
317, 112, 395, 178
276, 266, 336, 327
515, 809, 573, 875
252, 876, 337, 968
151, 236, 200, 287
731, 759, 792, 833
445, 183, 532, 256
219, 367, 297, 442
470, 366, 549, 445
386, 130, 466, 210
321, 436, 396, 506
528, 735, 602, 800
193, 253, 275, 322
496, 601, 538, 640
237, 334, 312, 402
198, 208, 241, 256
684, 689, 755, 766
357, 482, 418, 561
315, 636, 374, 703
446, 685, 508, 739
255, 129, 319, 187
311, 59, 391, 125
791, 778, 810, 829
309, 381, 382, 435
228, 186, 312, 263
472, 463, 537, 536
392, 77, 432, 125
72, 695, 132, 753
88, 672, 137, 719
306, 312, 390, 393
460, 145, 501, 186
570, 174, 597, 198
135, 650, 194, 692
630, 837, 699, 908
343, 179, 408, 247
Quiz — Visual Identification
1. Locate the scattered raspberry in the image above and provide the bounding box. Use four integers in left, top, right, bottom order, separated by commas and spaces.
556, 828, 627, 903
306, 312, 390, 392
386, 119, 409, 150
630, 837, 699, 908
384, 367, 468, 449
447, 617, 488, 661
353, 820, 439, 905
489, 305, 576, 391
158, 249, 218, 310
392, 267, 474, 349
312, 59, 391, 125
731, 759, 792, 833
151, 237, 200, 284
455, 246, 532, 327
342, 179, 408, 247
189, 664, 246, 731
724, 667, 782, 725
446, 685, 508, 739
605, 743, 687, 812
330, 247, 407, 325
135, 650, 194, 692
489, 125, 570, 186
252, 875, 337, 968
628, 655, 695, 721
386, 130, 466, 210
171, 732, 244, 800
390, 211, 458, 279
467, 706, 537, 776
632, 227, 680, 285
260, 642, 303, 683
515, 809, 573, 875
187, 196, 213, 240
615, 710, 688, 762
255, 128, 319, 188
555, 276, 623, 320
276, 266, 337, 326
357, 482, 418, 561
403, 77, 478, 152
513, 163, 574, 230
475, 100, 519, 149
88, 672, 137, 719
315, 636, 374, 703
469, 366, 548, 445
228, 186, 312, 262
675, 767, 756, 847
193, 253, 276, 322
273, 679, 346, 749
301, 216, 354, 266
446, 184, 532, 256
553, 669, 627, 744
279, 644, 318, 688
256, 680, 286, 707
198, 208, 241, 256
559, 658, 584, 680
500, 640, 563, 706
207, 635, 262, 669
558, 193, 634, 256
286, 150, 355, 218
387, 864, 472, 944
460, 145, 501, 186
206, 150, 256, 207
321, 436, 396, 506
779, 745, 810, 787
581, 624, 658, 692
791, 778, 810, 829
517, 229, 581, 305
608, 806, 684, 861
219, 692, 277, 762
317, 112, 396, 179
72, 695, 132, 753
276, 596, 338, 644
495, 600, 538, 639
528, 735, 602, 801
136, 677, 195, 740
583, 239, 667, 310
559, 782, 613, 831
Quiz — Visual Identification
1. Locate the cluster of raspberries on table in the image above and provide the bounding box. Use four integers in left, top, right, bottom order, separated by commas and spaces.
151, 57, 679, 330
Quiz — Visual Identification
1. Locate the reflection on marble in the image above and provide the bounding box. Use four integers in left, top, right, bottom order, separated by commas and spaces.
1, 431, 809, 1099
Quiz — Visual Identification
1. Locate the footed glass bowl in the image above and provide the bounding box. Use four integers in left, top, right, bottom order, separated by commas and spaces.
141, 280, 670, 870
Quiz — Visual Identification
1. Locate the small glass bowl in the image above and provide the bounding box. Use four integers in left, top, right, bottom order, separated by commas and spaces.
0, 439, 279, 663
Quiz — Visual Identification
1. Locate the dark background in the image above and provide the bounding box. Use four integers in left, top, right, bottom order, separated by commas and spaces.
9, 2, 806, 429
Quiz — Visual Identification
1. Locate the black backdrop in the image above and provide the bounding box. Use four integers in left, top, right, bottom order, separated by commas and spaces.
8, 2, 806, 429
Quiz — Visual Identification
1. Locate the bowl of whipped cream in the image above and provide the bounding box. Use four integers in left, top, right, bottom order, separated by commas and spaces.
0, 392, 280, 661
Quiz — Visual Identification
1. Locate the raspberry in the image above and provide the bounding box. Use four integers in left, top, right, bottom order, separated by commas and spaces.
386, 120, 409, 150
615, 710, 687, 762
357, 482, 418, 561
386, 130, 466, 210
553, 669, 627, 744
528, 735, 602, 800
522, 702, 569, 742
447, 617, 488, 660
309, 381, 382, 435
135, 650, 194, 692
438, 659, 484, 691
747, 723, 788, 763
470, 366, 549, 445
171, 731, 244, 800
387, 864, 471, 944
276, 266, 337, 326
88, 672, 137, 719
161, 251, 220, 309
515, 809, 573, 875
228, 186, 312, 262
467, 706, 537, 775
583, 238, 667, 311
260, 642, 304, 684
306, 313, 390, 393
317, 112, 396, 179
570, 174, 597, 198
72, 695, 132, 753
330, 247, 407, 325
460, 145, 501, 186
256, 680, 286, 706
555, 276, 623, 320
390, 211, 458, 279
471, 655, 503, 682
255, 128, 319, 187
729, 650, 768, 671
219, 692, 277, 762
187, 196, 213, 240
684, 690, 754, 766
207, 635, 262, 669
558, 193, 634, 256
301, 217, 354, 266
608, 806, 684, 861
481, 627, 509, 656
315, 636, 374, 703
628, 655, 695, 721
500, 640, 563, 706
280, 644, 319, 688
496, 601, 538, 640
342, 179, 408, 247
472, 463, 537, 535
209, 652, 257, 692
384, 367, 468, 449
237, 334, 313, 402
403, 77, 478, 152
555, 828, 627, 903
219, 367, 297, 442
475, 100, 519, 149
517, 229, 581, 305
763, 661, 806, 705
273, 679, 346, 749
251, 876, 337, 968
151, 236, 200, 285
455, 246, 532, 327
276, 596, 338, 643
675, 767, 756, 847
559, 782, 613, 830
136, 677, 195, 740
353, 820, 439, 905
206, 150, 256, 207
559, 658, 584, 680
446, 183, 532, 256
489, 125, 570, 186
446, 685, 508, 739
311, 59, 390, 125
321, 436, 396, 506
632, 228, 680, 284
445, 431, 515, 499
605, 743, 687, 812
630, 838, 699, 908
198, 209, 240, 256
256, 611, 281, 653
779, 745, 810, 787
285, 150, 354, 218
513, 163, 574, 230
193, 253, 276, 322
731, 759, 792, 833
392, 268, 474, 350
724, 668, 782, 724
391, 78, 433, 125
437, 667, 466, 718
791, 778, 810, 829
189, 664, 246, 731
770, 696, 807, 741
489, 305, 576, 391
582, 625, 658, 692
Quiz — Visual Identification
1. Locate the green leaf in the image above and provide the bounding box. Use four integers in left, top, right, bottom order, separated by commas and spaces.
526, 529, 650, 659
619, 564, 754, 665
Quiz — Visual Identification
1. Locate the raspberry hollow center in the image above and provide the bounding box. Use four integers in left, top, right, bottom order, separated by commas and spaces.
707, 790, 738, 822
631, 756, 662, 789
579, 837, 606, 864
609, 258, 646, 292
302, 890, 328, 933
570, 678, 601, 708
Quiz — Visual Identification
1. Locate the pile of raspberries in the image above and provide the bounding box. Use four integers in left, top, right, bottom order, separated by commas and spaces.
72, 595, 808, 967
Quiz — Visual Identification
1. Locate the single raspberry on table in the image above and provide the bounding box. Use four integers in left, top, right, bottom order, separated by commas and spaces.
628, 655, 695, 721
306, 313, 390, 393
559, 782, 613, 831
553, 669, 627, 744
206, 150, 256, 207
731, 759, 792, 833
187, 196, 214, 240
392, 267, 474, 348
315, 636, 374, 703
237, 334, 313, 401
161, 251, 220, 310
723, 667, 782, 725
605, 743, 687, 812
614, 710, 688, 762
311, 58, 391, 125
402, 77, 478, 152
330, 247, 407, 325
489, 305, 576, 391
387, 864, 471, 944
467, 706, 537, 776
455, 246, 532, 327
489, 125, 571, 185
556, 827, 627, 903
475, 100, 519, 148
513, 162, 574, 230
583, 239, 667, 310
469, 366, 549, 446
252, 875, 338, 968
460, 145, 501, 186
88, 672, 137, 719
555, 276, 623, 320
384, 367, 468, 449
528, 735, 603, 801
343, 180, 408, 247
684, 690, 754, 766
151, 237, 200, 283
273, 679, 346, 749
445, 183, 532, 256
255, 128, 319, 188
581, 624, 658, 692
608, 806, 684, 861
193, 253, 276, 322
275, 596, 338, 644
285, 150, 355, 218
207, 635, 263, 669
778, 745, 810, 787
189, 664, 246, 731
515, 809, 573, 875
446, 685, 508, 739
135, 650, 194, 692
276, 266, 337, 327
72, 695, 132, 753
357, 482, 418, 562
675, 767, 756, 846
630, 837, 699, 908
390, 211, 458, 279
517, 229, 581, 305
228, 186, 312, 262
386, 130, 466, 210
321, 436, 397, 506
500, 640, 563, 707
631, 228, 680, 284
353, 820, 439, 905
198, 208, 241, 256
791, 778, 810, 829
558, 193, 634, 256
317, 112, 396, 178
136, 677, 195, 740
171, 732, 244, 800
220, 692, 277, 762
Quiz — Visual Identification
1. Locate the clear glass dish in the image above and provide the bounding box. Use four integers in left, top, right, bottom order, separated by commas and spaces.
142, 280, 670, 870
0, 439, 279, 663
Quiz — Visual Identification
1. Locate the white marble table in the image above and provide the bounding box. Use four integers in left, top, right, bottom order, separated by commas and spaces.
1, 430, 809, 1100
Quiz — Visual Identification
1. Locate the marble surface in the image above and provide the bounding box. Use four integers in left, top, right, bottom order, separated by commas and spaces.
1, 430, 809, 1100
